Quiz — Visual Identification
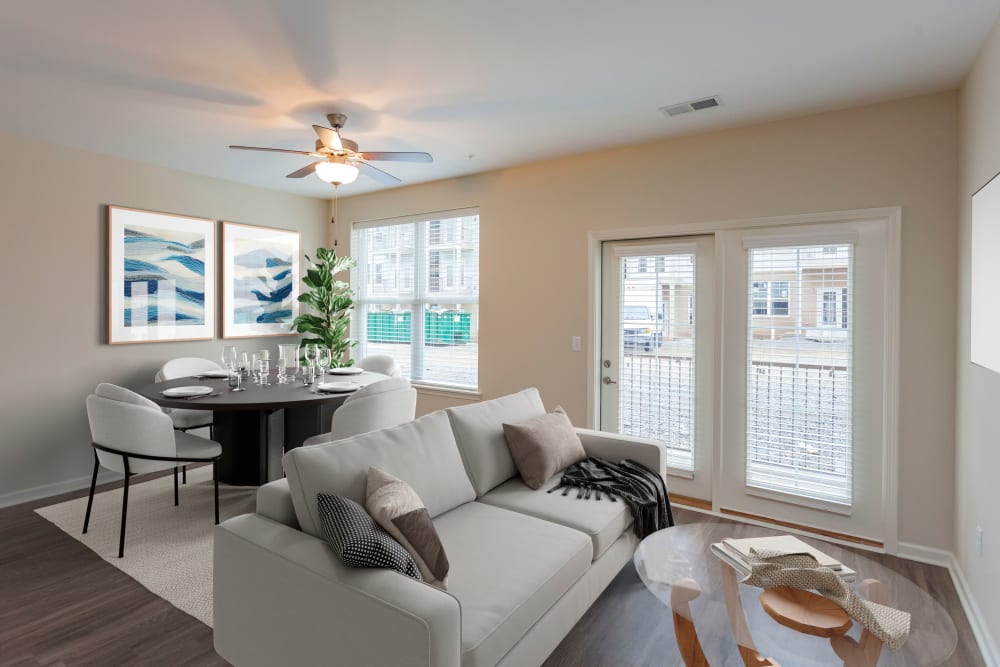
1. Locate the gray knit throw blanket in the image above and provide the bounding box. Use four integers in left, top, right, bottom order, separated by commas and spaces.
742, 548, 911, 650
548, 457, 673, 539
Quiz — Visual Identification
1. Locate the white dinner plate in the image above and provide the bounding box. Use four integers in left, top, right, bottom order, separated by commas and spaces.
316, 382, 359, 393
326, 367, 364, 376
196, 369, 230, 378
162, 385, 215, 398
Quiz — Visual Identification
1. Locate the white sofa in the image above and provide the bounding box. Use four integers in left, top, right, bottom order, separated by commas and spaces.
213, 388, 665, 667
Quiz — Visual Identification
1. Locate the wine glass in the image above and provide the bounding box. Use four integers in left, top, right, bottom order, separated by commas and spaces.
303, 343, 318, 379
315, 347, 331, 382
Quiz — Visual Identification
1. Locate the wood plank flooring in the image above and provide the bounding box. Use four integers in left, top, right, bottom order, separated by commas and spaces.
0, 480, 985, 667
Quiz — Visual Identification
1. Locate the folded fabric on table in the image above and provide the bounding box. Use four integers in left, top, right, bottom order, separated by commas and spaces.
742, 548, 911, 650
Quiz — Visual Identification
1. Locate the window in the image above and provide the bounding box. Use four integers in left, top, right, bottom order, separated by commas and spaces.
354, 210, 480, 390
751, 281, 769, 315
771, 281, 790, 316
746, 244, 853, 506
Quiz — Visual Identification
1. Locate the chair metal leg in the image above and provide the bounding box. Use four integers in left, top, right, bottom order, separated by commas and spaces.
82, 453, 99, 534
213, 459, 220, 525
173, 466, 179, 506
182, 465, 187, 484
118, 457, 131, 558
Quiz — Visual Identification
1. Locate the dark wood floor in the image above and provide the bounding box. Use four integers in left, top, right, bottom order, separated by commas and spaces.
0, 481, 985, 667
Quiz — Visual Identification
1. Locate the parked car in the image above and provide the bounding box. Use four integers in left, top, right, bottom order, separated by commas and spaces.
623, 304, 663, 351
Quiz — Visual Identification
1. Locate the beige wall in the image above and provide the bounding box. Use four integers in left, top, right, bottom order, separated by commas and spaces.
0, 131, 328, 503
958, 17, 1000, 649
334, 92, 959, 550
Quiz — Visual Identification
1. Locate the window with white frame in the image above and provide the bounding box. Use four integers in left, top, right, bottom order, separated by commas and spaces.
353, 210, 480, 390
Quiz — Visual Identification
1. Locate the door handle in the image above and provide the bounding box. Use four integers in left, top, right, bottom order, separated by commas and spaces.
602, 376, 617, 385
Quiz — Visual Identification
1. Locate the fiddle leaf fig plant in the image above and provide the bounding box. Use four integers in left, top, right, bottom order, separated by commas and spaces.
292, 247, 358, 367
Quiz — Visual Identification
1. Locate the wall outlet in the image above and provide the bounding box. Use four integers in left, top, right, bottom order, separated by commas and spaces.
976, 526, 984, 557
571, 335, 582, 352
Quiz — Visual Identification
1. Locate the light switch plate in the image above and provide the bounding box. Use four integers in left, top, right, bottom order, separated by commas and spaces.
571, 335, 582, 352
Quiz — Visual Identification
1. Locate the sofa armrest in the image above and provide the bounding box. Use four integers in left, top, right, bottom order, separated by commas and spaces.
214, 514, 461, 667
574, 428, 665, 475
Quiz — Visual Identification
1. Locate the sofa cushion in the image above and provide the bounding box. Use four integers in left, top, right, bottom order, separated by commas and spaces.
447, 388, 546, 496
366, 467, 450, 588
431, 501, 591, 667
317, 493, 423, 582
478, 477, 632, 561
283, 410, 476, 538
502, 406, 586, 490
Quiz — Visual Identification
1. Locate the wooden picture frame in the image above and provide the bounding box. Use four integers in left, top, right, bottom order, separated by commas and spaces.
221, 222, 301, 339
108, 205, 216, 344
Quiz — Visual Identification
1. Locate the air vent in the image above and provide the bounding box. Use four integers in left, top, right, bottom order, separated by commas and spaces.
660, 96, 722, 118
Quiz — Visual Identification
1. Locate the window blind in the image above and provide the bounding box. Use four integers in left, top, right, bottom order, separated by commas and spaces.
353, 212, 480, 390
617, 251, 696, 471
746, 244, 853, 506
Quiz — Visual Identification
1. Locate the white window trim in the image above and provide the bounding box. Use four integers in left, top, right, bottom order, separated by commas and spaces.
586, 206, 901, 554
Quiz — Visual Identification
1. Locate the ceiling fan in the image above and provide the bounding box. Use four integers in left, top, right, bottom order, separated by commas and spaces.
229, 113, 432, 186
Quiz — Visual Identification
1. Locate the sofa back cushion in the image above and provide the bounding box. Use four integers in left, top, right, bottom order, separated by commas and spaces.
446, 388, 546, 496
283, 410, 476, 538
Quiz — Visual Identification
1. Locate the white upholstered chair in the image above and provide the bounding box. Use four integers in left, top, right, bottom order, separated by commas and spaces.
84, 383, 223, 558
355, 354, 401, 377
155, 357, 222, 433
302, 377, 417, 446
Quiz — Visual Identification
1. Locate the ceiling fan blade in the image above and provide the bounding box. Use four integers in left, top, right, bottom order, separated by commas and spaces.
359, 151, 433, 163
357, 161, 402, 185
312, 125, 343, 151
286, 162, 320, 178
229, 145, 320, 157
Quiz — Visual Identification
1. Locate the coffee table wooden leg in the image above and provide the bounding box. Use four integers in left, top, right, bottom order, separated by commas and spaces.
830, 579, 887, 667
671, 577, 710, 667
720, 561, 781, 667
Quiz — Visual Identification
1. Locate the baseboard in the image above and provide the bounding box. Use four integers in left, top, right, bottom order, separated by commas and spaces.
0, 471, 122, 509
950, 554, 1000, 667
896, 541, 953, 568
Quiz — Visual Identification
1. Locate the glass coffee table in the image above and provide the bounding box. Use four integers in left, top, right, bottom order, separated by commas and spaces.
634, 523, 957, 666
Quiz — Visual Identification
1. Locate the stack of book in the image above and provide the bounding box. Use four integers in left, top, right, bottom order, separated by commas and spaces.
710, 535, 856, 581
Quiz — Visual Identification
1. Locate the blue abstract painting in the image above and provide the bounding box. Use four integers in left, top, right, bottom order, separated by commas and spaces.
122, 225, 207, 327
231, 237, 295, 325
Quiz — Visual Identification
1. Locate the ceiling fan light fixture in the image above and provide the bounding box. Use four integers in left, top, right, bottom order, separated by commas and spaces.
315, 160, 359, 185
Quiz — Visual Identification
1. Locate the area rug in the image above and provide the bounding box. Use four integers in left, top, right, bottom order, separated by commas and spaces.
34, 465, 256, 626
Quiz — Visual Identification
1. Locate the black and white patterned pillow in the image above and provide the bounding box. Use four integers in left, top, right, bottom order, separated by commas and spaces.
317, 493, 423, 581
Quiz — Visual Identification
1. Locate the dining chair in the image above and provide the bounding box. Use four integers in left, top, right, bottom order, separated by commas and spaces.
355, 354, 401, 377
84, 383, 223, 558
156, 357, 221, 482
302, 377, 417, 446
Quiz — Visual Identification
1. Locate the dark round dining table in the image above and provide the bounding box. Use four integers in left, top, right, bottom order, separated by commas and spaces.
135, 370, 388, 485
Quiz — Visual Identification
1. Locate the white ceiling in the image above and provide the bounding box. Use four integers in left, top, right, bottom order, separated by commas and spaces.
1, 0, 997, 199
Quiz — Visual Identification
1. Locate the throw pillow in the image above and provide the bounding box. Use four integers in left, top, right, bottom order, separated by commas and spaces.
316, 493, 423, 582
502, 406, 587, 490
365, 467, 450, 589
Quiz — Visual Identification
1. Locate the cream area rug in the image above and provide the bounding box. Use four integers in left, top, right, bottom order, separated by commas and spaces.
35, 464, 256, 626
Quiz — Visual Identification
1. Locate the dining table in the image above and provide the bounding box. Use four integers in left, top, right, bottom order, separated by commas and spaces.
135, 370, 388, 485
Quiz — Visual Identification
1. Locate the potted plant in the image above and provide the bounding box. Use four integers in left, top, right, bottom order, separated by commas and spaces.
292, 247, 358, 367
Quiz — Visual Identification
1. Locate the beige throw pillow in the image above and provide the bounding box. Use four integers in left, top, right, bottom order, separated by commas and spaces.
502, 406, 586, 490
365, 467, 450, 589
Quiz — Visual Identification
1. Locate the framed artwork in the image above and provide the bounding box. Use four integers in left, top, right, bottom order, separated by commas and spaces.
222, 222, 301, 338
108, 206, 216, 344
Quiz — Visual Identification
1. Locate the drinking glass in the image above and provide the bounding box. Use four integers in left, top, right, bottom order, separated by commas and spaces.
222, 345, 238, 371
315, 347, 331, 381
250, 353, 260, 384
277, 344, 299, 384
227, 369, 245, 392
257, 356, 271, 386
238, 351, 250, 379
300, 362, 314, 386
